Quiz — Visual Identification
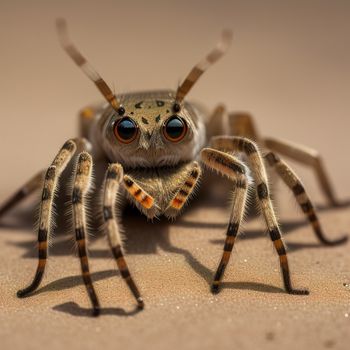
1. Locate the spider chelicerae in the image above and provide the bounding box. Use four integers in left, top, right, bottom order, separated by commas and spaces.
0, 19, 346, 316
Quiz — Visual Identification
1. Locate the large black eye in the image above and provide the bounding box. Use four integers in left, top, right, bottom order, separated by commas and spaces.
163, 115, 187, 142
114, 117, 138, 143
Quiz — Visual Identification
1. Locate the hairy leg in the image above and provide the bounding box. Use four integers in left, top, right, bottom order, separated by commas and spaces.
201, 148, 249, 292
211, 136, 309, 295
17, 140, 78, 297
72, 152, 101, 316
265, 152, 347, 245
264, 137, 338, 206
103, 164, 144, 309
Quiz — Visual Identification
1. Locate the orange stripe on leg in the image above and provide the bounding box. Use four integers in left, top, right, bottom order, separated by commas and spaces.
123, 176, 154, 209
171, 198, 184, 209
140, 195, 154, 209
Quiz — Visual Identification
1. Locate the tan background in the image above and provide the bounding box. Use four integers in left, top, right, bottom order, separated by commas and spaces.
1, 1, 350, 350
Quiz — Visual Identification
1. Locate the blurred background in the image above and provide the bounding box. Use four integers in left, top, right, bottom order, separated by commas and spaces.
1, 3, 350, 349
0, 0, 349, 203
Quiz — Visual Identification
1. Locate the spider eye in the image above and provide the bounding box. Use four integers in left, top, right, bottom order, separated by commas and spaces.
163, 116, 187, 142
172, 102, 181, 113
117, 106, 125, 116
114, 117, 138, 143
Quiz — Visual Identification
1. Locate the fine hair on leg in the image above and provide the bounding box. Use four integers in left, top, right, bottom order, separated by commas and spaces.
72, 151, 101, 316
264, 137, 338, 206
201, 148, 249, 293
265, 152, 347, 245
164, 161, 201, 218
102, 164, 144, 309
17, 140, 77, 297
210, 136, 309, 295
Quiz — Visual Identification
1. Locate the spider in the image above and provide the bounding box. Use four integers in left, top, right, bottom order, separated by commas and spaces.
0, 19, 346, 317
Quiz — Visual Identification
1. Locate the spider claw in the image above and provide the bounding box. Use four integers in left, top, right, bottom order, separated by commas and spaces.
17, 286, 37, 298
287, 288, 309, 296
211, 283, 221, 294
321, 234, 348, 246
329, 199, 342, 208
17, 289, 28, 298
92, 306, 100, 317
137, 297, 144, 310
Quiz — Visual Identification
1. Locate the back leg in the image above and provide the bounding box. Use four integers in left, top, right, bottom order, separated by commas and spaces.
206, 104, 226, 138
0, 169, 45, 219
226, 111, 338, 206
228, 112, 261, 142
79, 103, 104, 139
265, 152, 347, 245
264, 137, 338, 206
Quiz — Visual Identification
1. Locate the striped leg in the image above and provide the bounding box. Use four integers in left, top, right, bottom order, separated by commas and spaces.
265, 152, 347, 245
72, 152, 100, 316
175, 30, 232, 103
264, 137, 338, 206
211, 136, 309, 295
103, 164, 144, 309
56, 19, 121, 111
201, 148, 248, 293
164, 162, 201, 218
122, 175, 159, 218
17, 140, 77, 297
0, 169, 45, 218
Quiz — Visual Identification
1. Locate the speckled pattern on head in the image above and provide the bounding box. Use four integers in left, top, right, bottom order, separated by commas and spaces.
93, 90, 206, 169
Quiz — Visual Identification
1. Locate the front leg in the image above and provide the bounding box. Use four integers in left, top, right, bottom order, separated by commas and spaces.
211, 136, 309, 295
201, 148, 249, 293
102, 164, 144, 309
72, 152, 100, 316
17, 139, 79, 297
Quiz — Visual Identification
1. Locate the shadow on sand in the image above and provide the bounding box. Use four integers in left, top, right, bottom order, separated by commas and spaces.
53, 302, 141, 317
2, 186, 349, 317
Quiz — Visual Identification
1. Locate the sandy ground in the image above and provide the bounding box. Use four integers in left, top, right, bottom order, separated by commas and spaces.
1, 193, 350, 350
1, 1, 350, 350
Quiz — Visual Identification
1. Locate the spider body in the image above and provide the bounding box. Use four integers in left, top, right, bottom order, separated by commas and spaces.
81, 90, 206, 219
0, 19, 347, 317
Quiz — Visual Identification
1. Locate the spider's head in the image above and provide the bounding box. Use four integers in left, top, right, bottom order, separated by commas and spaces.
99, 90, 205, 168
